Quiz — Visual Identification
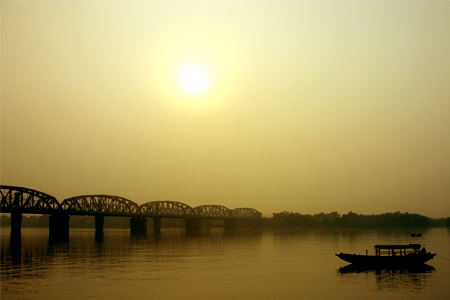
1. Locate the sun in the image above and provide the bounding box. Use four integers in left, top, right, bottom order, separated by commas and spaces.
179, 65, 210, 93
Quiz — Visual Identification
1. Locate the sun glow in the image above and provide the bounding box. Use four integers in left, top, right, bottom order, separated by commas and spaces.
179, 65, 210, 93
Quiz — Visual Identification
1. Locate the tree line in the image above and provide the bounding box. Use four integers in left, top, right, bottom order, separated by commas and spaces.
270, 211, 448, 228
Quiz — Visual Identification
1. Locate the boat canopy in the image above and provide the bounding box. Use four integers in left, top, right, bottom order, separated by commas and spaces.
374, 244, 421, 250
374, 244, 423, 256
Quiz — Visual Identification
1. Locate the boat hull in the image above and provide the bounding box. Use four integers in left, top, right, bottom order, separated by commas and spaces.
336, 253, 436, 267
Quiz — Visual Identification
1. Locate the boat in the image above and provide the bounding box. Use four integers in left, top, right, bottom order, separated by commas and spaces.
336, 244, 436, 267
411, 233, 422, 237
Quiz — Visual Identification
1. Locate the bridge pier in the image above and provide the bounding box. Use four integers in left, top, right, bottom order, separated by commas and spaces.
224, 219, 237, 231
185, 218, 202, 231
49, 214, 70, 241
10, 211, 23, 236
153, 217, 161, 231
95, 215, 105, 233
10, 210, 22, 253
10, 193, 23, 236
130, 217, 147, 233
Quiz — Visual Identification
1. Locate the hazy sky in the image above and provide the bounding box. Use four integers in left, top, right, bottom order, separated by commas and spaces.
2, 1, 450, 218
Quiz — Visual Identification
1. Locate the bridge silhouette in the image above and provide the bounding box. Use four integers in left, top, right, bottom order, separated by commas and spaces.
1, 185, 262, 239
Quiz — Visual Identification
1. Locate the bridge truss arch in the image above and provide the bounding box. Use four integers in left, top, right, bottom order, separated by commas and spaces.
0, 185, 61, 213
140, 201, 194, 217
193, 205, 233, 219
232, 208, 262, 219
61, 195, 140, 216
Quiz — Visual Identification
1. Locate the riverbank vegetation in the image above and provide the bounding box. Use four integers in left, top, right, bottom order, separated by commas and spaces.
270, 211, 448, 228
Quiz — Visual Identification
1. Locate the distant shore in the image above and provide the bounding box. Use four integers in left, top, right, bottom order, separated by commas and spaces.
269, 211, 449, 228
1, 211, 449, 229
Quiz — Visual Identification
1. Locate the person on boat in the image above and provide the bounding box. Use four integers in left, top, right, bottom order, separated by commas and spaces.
421, 247, 427, 254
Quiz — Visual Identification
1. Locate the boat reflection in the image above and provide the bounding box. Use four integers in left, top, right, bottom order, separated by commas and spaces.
338, 263, 435, 274
338, 264, 435, 292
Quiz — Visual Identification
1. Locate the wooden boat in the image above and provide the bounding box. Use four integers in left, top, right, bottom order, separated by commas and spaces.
411, 233, 422, 237
336, 244, 436, 267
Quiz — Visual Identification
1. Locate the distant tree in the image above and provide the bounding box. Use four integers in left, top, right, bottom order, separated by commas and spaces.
270, 210, 436, 229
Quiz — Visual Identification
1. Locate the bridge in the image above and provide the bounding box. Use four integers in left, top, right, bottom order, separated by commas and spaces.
1, 185, 262, 239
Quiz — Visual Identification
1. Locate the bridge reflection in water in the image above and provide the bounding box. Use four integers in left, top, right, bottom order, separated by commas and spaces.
1, 185, 263, 240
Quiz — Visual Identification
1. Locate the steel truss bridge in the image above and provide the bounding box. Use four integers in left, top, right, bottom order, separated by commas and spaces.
0, 185, 262, 220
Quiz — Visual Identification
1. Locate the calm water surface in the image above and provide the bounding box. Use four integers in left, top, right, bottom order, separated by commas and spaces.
1, 226, 449, 300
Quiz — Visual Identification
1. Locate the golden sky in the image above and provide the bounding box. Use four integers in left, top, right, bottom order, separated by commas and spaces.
2, 1, 450, 218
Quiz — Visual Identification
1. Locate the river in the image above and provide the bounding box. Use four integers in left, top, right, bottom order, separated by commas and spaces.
1, 226, 449, 300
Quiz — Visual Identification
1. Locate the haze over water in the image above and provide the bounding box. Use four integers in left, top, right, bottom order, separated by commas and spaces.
2, 227, 450, 300
2, 1, 450, 219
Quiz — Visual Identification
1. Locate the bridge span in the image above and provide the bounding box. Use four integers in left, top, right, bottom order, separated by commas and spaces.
1, 185, 263, 239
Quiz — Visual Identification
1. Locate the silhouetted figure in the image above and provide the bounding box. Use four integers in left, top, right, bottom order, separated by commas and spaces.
421, 247, 427, 254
